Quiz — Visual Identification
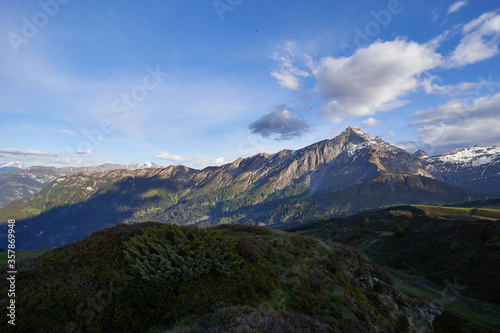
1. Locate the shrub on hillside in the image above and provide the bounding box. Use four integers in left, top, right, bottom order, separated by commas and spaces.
123, 225, 242, 289
395, 225, 404, 237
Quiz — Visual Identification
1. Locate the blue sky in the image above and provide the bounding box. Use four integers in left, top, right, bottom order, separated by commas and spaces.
0, 0, 499, 168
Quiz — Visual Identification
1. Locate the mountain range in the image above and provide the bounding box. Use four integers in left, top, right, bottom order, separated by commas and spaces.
0, 162, 161, 207
0, 161, 24, 172
424, 146, 500, 196
0, 127, 497, 250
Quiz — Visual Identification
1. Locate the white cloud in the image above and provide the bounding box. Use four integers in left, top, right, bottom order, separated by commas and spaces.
155, 152, 187, 162
312, 39, 442, 122
421, 76, 481, 95
75, 150, 92, 155
271, 70, 302, 90
384, 131, 396, 140
447, 1, 467, 15
447, 11, 500, 67
412, 91, 500, 152
213, 157, 229, 165
361, 117, 381, 128
190, 156, 232, 168
271, 41, 311, 90
0, 148, 57, 156
0, 147, 100, 167
153, 153, 231, 169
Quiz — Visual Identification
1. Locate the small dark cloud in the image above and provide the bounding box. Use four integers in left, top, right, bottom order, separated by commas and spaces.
249, 105, 311, 140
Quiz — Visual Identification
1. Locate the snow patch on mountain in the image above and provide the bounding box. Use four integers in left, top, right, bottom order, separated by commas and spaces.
127, 162, 161, 169
429, 146, 500, 167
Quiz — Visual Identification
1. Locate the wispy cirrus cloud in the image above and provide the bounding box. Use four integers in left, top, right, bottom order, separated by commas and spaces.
421, 76, 481, 95
447, 1, 467, 15
0, 148, 58, 156
155, 152, 187, 162
271, 41, 311, 90
0, 147, 99, 167
447, 11, 500, 67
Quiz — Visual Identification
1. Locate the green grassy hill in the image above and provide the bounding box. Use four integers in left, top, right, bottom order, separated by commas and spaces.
0, 223, 430, 332
286, 203, 500, 332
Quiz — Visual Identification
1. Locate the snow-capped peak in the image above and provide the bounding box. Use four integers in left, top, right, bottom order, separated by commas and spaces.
430, 146, 500, 167
127, 162, 161, 169
342, 126, 373, 141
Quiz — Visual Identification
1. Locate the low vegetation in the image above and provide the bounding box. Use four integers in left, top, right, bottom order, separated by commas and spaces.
1, 223, 430, 332
0, 248, 48, 267
287, 202, 500, 332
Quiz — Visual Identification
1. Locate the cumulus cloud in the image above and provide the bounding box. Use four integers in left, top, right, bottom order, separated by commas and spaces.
271, 41, 311, 90
312, 39, 442, 122
361, 117, 382, 128
412, 91, 500, 152
447, 1, 467, 15
249, 105, 311, 140
447, 11, 500, 67
155, 152, 187, 162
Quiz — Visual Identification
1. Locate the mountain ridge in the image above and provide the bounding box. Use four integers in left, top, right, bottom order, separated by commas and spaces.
0, 127, 495, 250
0, 161, 24, 172
0, 162, 162, 207
424, 146, 500, 195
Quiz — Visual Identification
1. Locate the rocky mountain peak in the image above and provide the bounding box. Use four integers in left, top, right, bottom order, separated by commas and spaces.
414, 150, 429, 158
341, 126, 372, 141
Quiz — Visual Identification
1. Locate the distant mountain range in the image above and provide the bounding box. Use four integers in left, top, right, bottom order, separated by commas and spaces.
0, 127, 497, 250
424, 146, 500, 196
0, 162, 161, 207
0, 161, 24, 172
